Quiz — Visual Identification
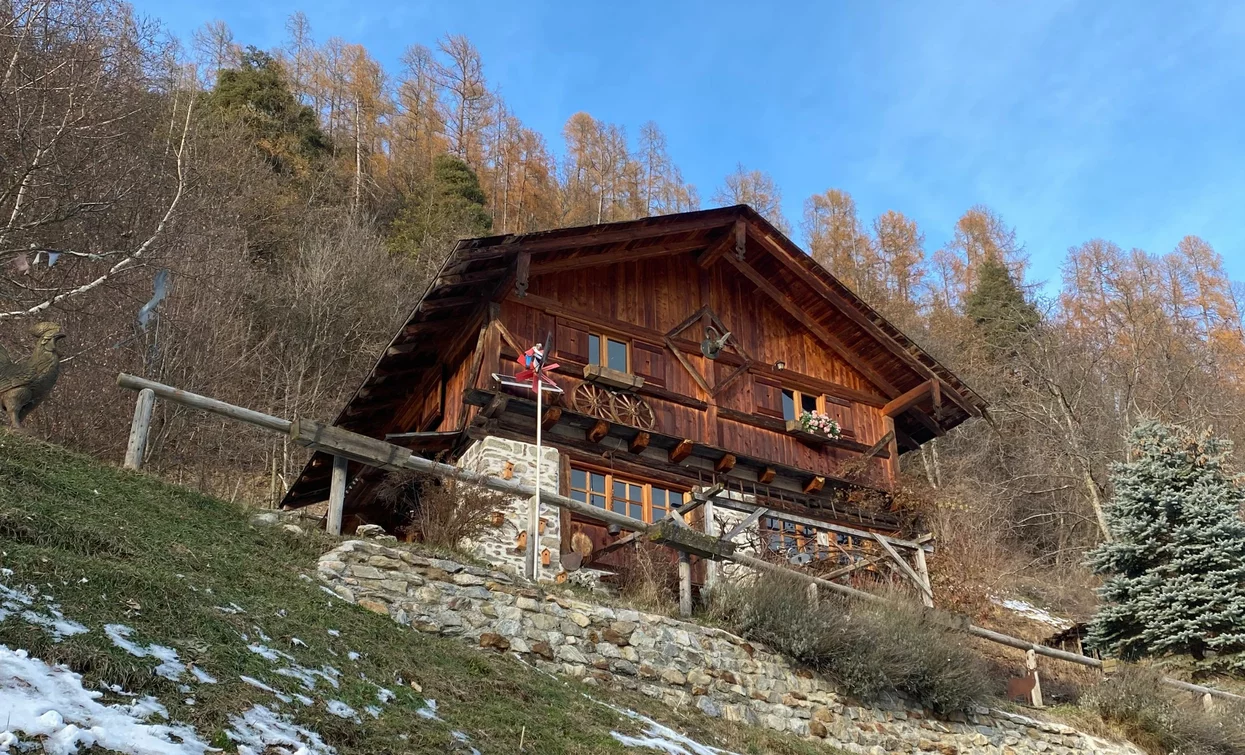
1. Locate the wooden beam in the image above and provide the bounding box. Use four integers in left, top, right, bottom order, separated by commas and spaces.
541, 406, 562, 431
724, 255, 900, 398
861, 431, 895, 460
708, 494, 930, 552
714, 453, 737, 474
327, 455, 348, 536
678, 551, 693, 617
434, 268, 508, 288
696, 228, 735, 269
514, 251, 530, 296
420, 295, 479, 312
872, 532, 934, 604
586, 419, 610, 443
883, 380, 934, 417
758, 466, 777, 484
629, 431, 650, 454
124, 388, 155, 471
913, 546, 934, 608
664, 336, 712, 396
482, 213, 732, 255
907, 407, 946, 438
803, 476, 826, 495
821, 554, 887, 580
481, 393, 510, 419
530, 239, 708, 274
723, 507, 768, 541
669, 438, 694, 464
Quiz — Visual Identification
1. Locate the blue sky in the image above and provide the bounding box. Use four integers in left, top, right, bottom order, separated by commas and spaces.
133, 0, 1245, 293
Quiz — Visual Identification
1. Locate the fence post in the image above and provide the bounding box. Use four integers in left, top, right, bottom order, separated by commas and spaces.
327, 455, 348, 536
1026, 649, 1044, 708
678, 551, 692, 618
123, 388, 156, 470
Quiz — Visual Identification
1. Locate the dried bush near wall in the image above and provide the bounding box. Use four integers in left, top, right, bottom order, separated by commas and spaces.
1080, 666, 1245, 755
374, 470, 508, 550
611, 542, 680, 613
713, 575, 989, 713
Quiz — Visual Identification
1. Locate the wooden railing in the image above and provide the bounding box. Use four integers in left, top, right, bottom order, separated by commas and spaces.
115, 372, 1243, 704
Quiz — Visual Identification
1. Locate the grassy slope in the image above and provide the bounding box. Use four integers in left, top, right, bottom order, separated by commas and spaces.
0, 431, 837, 755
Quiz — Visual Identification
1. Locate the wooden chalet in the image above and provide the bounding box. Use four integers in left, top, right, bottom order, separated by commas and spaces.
282, 205, 985, 578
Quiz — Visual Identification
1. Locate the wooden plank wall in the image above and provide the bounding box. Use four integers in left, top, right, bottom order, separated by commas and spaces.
466, 254, 894, 486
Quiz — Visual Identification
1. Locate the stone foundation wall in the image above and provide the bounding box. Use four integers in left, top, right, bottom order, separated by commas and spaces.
318, 540, 1140, 755
456, 437, 562, 580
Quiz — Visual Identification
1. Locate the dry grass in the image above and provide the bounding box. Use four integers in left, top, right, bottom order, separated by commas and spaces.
1078, 666, 1245, 755
712, 574, 990, 713
611, 542, 680, 614
374, 470, 509, 550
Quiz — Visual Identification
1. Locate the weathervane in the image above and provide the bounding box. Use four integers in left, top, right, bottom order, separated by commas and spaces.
495, 336, 563, 582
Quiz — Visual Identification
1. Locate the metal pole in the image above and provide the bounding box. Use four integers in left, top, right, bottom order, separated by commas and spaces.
528, 382, 542, 581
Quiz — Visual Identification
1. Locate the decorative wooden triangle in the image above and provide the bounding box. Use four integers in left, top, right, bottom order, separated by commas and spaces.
664, 306, 752, 398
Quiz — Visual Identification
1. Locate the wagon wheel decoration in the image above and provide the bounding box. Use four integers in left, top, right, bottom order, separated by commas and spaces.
571, 383, 613, 419
610, 393, 657, 430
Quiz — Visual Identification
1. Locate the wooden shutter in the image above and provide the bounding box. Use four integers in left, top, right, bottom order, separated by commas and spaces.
555, 319, 590, 363
631, 341, 666, 387
753, 376, 784, 420
824, 395, 856, 438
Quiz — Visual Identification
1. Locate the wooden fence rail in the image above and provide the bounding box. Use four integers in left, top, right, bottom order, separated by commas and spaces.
114, 373, 1243, 704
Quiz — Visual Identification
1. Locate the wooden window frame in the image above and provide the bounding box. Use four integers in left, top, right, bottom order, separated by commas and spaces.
586, 332, 631, 373
780, 387, 825, 422
568, 463, 687, 524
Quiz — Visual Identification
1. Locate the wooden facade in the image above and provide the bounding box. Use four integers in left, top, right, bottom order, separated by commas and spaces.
282, 206, 986, 568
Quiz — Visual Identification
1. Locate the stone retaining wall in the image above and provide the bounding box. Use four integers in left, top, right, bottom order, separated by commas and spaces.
318, 540, 1140, 755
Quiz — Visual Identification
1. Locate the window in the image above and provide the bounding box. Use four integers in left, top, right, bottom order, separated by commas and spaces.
586, 334, 629, 372
569, 466, 686, 523
781, 388, 823, 422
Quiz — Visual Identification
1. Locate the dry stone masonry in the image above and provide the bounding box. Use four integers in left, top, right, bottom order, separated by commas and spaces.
318, 539, 1141, 755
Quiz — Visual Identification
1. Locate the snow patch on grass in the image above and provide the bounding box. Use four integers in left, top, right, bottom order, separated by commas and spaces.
0, 583, 88, 642
227, 703, 335, 755
103, 624, 185, 681
0, 645, 211, 754
990, 596, 1074, 629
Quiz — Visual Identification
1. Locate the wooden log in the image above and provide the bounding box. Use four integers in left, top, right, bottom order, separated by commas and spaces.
586, 419, 609, 443
669, 439, 694, 464
117, 373, 291, 434
723, 507, 768, 541
541, 406, 562, 431
514, 251, 530, 296
803, 476, 825, 495
758, 466, 776, 484
713, 453, 736, 473
123, 388, 155, 471
1026, 649, 1044, 708
873, 532, 933, 605
913, 544, 934, 607
703, 496, 718, 594
327, 455, 348, 536
678, 551, 692, 618
628, 431, 650, 454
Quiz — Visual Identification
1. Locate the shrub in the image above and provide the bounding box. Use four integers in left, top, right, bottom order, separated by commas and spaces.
1081, 666, 1245, 755
612, 542, 680, 613
373, 471, 508, 550
714, 574, 989, 713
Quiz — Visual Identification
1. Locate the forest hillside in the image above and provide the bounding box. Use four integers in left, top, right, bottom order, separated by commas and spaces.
3, 0, 1245, 624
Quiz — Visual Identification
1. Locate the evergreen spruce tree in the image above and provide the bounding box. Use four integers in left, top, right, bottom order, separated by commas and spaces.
963, 256, 1039, 355
1087, 420, 1245, 670
387, 155, 492, 262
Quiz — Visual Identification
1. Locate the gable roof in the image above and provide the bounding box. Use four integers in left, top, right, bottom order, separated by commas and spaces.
282, 205, 985, 507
